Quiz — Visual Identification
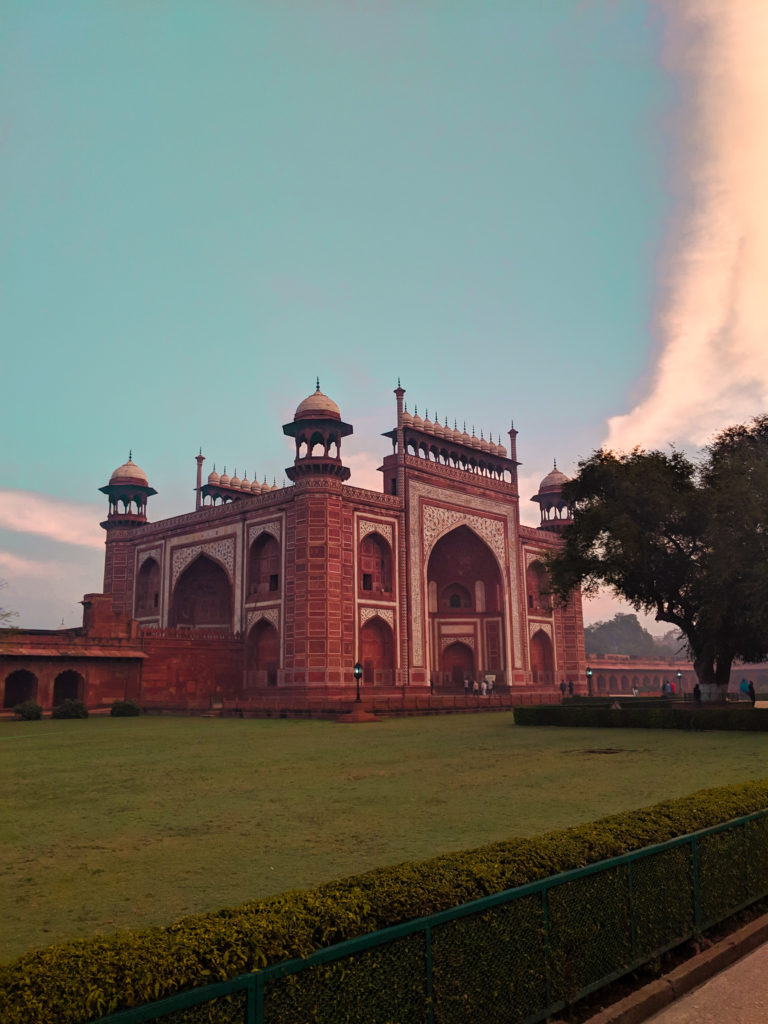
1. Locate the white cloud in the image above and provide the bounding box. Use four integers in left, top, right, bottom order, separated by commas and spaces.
607, 1, 768, 452
0, 552, 66, 579
0, 491, 104, 549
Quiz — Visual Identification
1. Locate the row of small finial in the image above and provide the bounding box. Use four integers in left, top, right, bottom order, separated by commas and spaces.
400, 403, 508, 457
206, 464, 280, 494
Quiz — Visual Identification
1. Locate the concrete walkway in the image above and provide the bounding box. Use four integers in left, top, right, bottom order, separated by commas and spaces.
584, 915, 768, 1024
644, 943, 768, 1024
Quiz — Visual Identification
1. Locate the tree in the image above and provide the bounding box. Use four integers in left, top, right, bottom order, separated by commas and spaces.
0, 578, 17, 629
547, 417, 768, 699
584, 613, 662, 657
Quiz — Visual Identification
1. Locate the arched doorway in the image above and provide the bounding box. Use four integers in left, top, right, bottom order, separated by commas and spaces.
248, 533, 281, 598
427, 525, 505, 689
442, 642, 475, 688
53, 670, 85, 705
135, 558, 160, 617
171, 555, 232, 628
526, 561, 552, 614
530, 630, 554, 684
3, 670, 38, 707
359, 616, 394, 685
246, 619, 280, 687
359, 533, 393, 596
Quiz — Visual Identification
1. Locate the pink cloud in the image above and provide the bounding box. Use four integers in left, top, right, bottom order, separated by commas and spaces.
0, 491, 104, 549
607, 1, 768, 452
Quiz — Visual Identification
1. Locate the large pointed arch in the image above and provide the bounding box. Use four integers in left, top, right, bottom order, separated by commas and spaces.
171, 554, 232, 628
426, 524, 506, 690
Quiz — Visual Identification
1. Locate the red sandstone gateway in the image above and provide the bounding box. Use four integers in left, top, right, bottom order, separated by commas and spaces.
1, 384, 588, 713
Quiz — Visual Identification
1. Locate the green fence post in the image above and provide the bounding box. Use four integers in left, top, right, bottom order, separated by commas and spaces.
542, 887, 552, 1009
255, 972, 265, 1024
627, 861, 637, 963
425, 924, 435, 1024
245, 975, 256, 1024
692, 835, 701, 931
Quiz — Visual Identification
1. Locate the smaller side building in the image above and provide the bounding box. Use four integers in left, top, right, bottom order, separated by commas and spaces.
0, 595, 145, 712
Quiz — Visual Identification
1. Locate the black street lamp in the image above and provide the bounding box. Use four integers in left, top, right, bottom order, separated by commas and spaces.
677, 670, 682, 694
353, 662, 363, 703
586, 666, 593, 696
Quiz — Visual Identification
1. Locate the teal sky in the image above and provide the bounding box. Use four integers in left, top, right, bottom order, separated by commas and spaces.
2, 2, 677, 626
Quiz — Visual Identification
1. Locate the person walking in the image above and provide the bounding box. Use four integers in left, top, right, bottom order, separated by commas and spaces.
559, 680, 566, 700
748, 680, 756, 706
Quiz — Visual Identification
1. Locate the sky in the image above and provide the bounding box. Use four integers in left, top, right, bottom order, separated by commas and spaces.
2, 1, 767, 629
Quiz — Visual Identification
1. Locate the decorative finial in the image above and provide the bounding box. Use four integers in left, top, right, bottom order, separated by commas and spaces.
223, 465, 227, 473
414, 405, 418, 415
315, 376, 320, 392
128, 449, 132, 461
199, 447, 202, 456
480, 429, 484, 440
472, 424, 475, 436
554, 458, 557, 469
404, 401, 408, 411
463, 421, 467, 432
445, 417, 449, 427
398, 376, 401, 386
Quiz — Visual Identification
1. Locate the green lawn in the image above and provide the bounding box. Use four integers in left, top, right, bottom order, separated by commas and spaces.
2, 713, 766, 963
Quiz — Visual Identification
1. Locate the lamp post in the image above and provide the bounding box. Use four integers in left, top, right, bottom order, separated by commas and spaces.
677, 670, 682, 695
586, 666, 593, 696
353, 662, 363, 703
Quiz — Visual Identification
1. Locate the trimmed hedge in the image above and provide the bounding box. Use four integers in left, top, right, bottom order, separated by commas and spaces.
514, 703, 768, 730
13, 700, 42, 721
2, 780, 768, 1023
109, 700, 140, 717
51, 699, 89, 720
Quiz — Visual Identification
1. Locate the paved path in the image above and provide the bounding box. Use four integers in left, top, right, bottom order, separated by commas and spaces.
645, 943, 768, 1024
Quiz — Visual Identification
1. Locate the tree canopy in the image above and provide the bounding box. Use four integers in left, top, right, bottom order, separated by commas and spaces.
584, 613, 682, 658
548, 417, 768, 693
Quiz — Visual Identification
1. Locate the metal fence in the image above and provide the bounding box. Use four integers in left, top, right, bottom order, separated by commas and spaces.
91, 808, 768, 1024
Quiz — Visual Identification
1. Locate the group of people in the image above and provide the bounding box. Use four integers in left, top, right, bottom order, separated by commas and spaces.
463, 676, 494, 696
558, 680, 575, 699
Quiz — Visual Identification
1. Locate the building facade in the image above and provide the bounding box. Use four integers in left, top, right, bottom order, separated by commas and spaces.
1, 384, 587, 711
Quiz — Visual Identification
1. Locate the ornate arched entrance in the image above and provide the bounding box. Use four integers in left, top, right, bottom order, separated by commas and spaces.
530, 629, 554, 684
171, 555, 232, 628
442, 642, 475, 687
246, 619, 280, 687
359, 616, 394, 685
427, 524, 505, 690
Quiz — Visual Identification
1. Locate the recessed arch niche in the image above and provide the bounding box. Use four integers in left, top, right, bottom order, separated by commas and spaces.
171, 555, 232, 628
